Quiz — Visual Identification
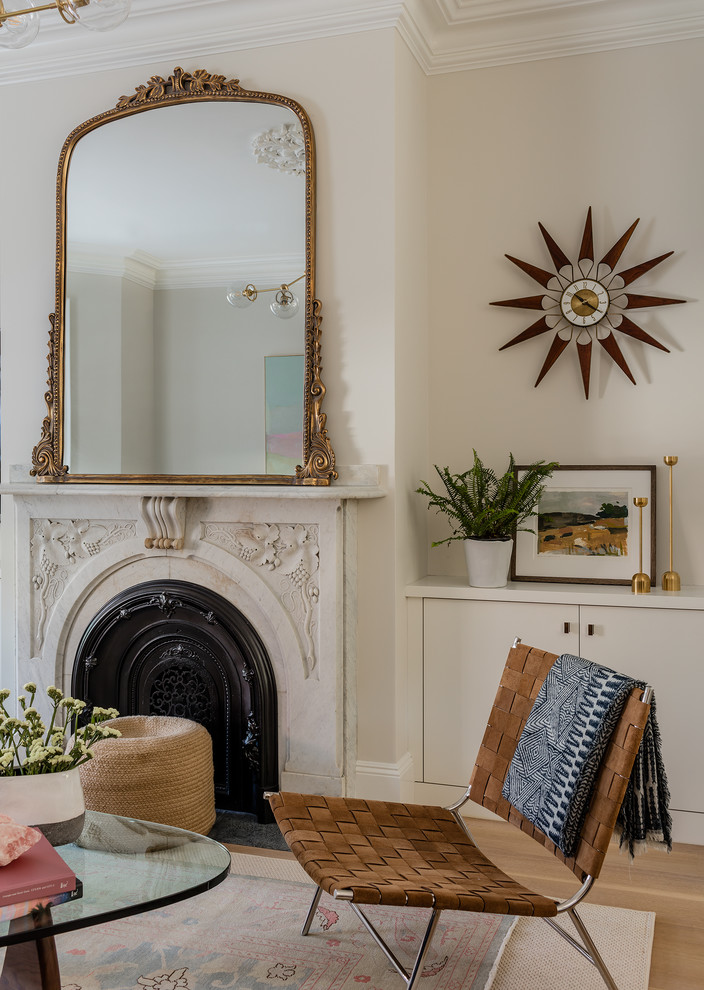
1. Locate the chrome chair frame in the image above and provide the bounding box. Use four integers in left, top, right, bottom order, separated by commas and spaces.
295, 800, 623, 990
274, 642, 653, 990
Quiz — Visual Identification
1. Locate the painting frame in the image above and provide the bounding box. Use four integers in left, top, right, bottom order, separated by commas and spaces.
511, 464, 656, 586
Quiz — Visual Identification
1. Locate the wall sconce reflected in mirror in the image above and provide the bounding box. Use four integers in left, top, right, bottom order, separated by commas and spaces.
0, 0, 130, 49
226, 274, 304, 321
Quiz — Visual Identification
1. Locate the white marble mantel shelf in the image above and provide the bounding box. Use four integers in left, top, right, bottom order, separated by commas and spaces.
1, 482, 385, 500
1, 464, 385, 501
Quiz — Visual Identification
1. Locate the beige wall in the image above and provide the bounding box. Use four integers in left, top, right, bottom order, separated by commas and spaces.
67, 272, 155, 474
346, 32, 432, 780
425, 39, 704, 584
0, 33, 399, 476
391, 35, 430, 773
0, 30, 416, 770
120, 278, 155, 474
1, 25, 702, 784
153, 285, 302, 475
66, 271, 123, 472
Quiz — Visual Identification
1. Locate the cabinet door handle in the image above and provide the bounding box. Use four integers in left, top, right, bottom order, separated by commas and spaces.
587, 623, 595, 636
563, 621, 571, 634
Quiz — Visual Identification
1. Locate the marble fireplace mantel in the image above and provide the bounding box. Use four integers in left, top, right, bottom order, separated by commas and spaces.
1, 466, 384, 799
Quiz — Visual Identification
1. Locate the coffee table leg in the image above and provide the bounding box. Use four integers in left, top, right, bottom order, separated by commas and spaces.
0, 908, 61, 990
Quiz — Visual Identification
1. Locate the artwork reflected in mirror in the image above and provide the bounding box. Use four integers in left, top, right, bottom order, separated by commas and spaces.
265, 354, 304, 474
32, 68, 336, 485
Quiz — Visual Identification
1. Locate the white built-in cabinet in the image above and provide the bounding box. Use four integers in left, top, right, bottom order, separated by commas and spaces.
406, 577, 704, 845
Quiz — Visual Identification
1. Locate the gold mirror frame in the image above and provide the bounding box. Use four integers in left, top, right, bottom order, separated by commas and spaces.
31, 67, 336, 486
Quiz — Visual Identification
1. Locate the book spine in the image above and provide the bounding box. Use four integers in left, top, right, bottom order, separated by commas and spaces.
0, 879, 82, 920
0, 874, 76, 908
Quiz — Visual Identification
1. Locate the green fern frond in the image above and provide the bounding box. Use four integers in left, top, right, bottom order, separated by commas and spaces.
416, 451, 558, 544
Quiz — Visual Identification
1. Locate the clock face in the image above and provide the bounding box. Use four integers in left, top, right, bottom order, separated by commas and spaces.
491, 208, 686, 398
560, 278, 609, 326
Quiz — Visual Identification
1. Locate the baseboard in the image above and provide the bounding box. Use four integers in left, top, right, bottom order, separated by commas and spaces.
279, 771, 345, 797
670, 809, 704, 846
355, 753, 415, 802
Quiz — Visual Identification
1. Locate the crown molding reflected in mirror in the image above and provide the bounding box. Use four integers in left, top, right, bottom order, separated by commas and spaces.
31, 66, 336, 486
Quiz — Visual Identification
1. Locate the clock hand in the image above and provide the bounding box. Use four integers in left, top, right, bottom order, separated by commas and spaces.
575, 292, 598, 311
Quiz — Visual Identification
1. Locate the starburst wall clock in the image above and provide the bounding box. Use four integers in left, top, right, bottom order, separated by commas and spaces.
491, 208, 685, 398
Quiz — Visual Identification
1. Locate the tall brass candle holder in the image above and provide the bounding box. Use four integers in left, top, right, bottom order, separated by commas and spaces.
662, 455, 681, 591
631, 497, 651, 594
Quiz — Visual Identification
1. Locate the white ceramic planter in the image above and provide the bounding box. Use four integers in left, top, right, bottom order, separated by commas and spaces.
0, 766, 86, 845
463, 538, 514, 588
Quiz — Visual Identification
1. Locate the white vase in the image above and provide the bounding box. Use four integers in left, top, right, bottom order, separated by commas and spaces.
0, 766, 86, 845
463, 538, 514, 588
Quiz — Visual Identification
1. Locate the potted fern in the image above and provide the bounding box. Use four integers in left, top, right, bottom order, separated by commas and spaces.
416, 451, 558, 587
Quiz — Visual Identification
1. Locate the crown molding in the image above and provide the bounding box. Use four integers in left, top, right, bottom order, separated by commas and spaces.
0, 0, 404, 85
68, 247, 304, 290
68, 249, 158, 288
400, 0, 704, 73
153, 253, 305, 290
1, 0, 703, 85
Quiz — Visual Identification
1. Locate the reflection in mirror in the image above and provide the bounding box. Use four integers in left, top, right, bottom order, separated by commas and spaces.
32, 68, 336, 485
66, 102, 305, 476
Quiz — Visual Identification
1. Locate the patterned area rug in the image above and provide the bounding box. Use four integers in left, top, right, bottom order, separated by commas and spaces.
49, 853, 653, 990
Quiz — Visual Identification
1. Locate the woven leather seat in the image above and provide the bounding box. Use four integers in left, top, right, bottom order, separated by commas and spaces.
269, 642, 652, 990
271, 793, 557, 915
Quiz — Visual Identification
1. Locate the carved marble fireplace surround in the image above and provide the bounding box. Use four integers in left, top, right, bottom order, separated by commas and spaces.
4, 470, 383, 798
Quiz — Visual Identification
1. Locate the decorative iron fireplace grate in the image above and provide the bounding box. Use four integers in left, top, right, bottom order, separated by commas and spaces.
71, 580, 278, 821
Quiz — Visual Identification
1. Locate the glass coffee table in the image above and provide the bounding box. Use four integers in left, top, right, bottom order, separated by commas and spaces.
0, 810, 231, 990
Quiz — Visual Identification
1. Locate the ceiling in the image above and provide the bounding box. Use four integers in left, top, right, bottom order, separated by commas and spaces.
2, 0, 703, 84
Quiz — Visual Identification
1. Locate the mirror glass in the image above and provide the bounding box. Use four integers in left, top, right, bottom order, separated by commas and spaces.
32, 70, 335, 485
67, 102, 304, 476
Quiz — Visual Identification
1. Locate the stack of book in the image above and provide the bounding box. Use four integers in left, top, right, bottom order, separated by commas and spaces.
0, 832, 82, 921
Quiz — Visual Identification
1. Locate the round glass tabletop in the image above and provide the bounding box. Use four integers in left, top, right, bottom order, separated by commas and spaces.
0, 810, 231, 947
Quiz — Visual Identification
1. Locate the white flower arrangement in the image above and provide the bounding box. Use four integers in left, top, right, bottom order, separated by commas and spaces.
0, 683, 121, 775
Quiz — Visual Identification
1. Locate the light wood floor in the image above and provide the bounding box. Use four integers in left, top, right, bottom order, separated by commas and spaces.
230, 818, 704, 990
465, 819, 704, 990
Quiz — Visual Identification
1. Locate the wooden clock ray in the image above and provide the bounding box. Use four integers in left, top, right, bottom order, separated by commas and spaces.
492, 208, 685, 398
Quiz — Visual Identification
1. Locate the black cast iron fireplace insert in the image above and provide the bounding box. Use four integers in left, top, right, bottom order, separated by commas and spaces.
71, 580, 278, 821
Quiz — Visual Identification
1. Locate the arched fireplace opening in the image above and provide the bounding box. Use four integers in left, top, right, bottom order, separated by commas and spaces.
71, 579, 278, 822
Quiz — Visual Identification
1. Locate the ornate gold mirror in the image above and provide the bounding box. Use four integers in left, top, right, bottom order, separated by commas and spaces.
32, 67, 336, 485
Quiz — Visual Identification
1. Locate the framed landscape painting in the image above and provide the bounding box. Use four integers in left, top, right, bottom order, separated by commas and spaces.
511, 465, 656, 586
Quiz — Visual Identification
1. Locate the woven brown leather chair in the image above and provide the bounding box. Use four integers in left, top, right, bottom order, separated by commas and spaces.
269, 641, 652, 990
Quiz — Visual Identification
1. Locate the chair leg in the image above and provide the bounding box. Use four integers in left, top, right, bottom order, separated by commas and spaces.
301, 890, 442, 989
406, 909, 442, 990
349, 903, 442, 989
566, 907, 620, 990
301, 886, 323, 936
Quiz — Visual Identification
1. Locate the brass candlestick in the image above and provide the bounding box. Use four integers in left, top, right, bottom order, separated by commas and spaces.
662, 455, 681, 591
631, 497, 651, 594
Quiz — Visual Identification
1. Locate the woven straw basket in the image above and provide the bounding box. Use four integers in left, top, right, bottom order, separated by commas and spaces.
79, 715, 216, 836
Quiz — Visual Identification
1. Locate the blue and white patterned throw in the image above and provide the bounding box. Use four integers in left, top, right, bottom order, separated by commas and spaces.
502, 653, 671, 859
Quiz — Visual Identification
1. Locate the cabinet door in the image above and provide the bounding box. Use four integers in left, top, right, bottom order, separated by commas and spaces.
580, 605, 704, 815
423, 599, 579, 787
